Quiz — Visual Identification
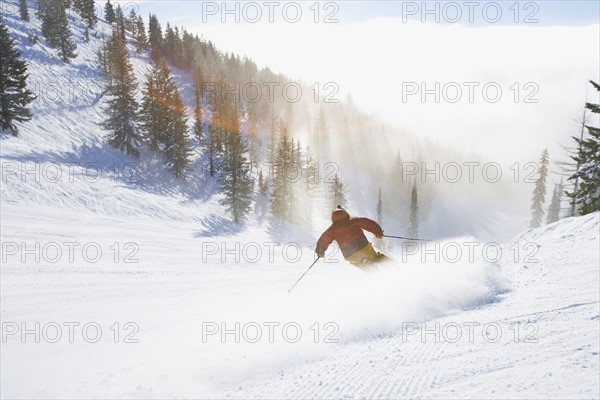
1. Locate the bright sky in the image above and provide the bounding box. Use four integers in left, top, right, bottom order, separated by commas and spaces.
107, 1, 600, 165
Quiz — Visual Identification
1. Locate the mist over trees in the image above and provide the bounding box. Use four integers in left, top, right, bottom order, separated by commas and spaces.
534, 79, 599, 229
94, 0, 462, 230
94, 1, 433, 228
10, 0, 560, 235
566, 81, 600, 215
530, 149, 549, 229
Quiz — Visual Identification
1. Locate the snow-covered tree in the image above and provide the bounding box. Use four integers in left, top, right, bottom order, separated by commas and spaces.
77, 0, 97, 27
376, 187, 383, 226
258, 169, 268, 195
0, 21, 36, 135
270, 123, 294, 221
100, 29, 141, 158
148, 14, 162, 61
302, 145, 319, 225
407, 181, 419, 238
97, 37, 112, 84
384, 151, 410, 224
126, 8, 137, 33
329, 173, 347, 210
219, 126, 254, 223
568, 80, 600, 215
530, 149, 550, 228
314, 108, 329, 158
104, 0, 115, 24
546, 180, 563, 225
139, 60, 191, 178
374, 187, 386, 250
162, 23, 176, 61
192, 69, 203, 141
164, 112, 192, 180
114, 4, 125, 39
558, 107, 588, 217
266, 109, 278, 165
19, 0, 29, 22
41, 0, 77, 62
204, 70, 236, 177
134, 16, 148, 53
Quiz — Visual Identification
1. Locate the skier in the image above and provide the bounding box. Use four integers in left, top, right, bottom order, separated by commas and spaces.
316, 206, 388, 269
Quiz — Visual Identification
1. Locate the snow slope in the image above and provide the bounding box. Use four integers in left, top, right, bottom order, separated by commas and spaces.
228, 213, 600, 400
1, 204, 598, 398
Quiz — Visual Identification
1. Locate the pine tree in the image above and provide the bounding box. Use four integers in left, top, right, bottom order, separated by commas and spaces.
330, 173, 347, 209
162, 23, 175, 61
164, 109, 192, 179
171, 26, 185, 68
100, 29, 141, 158
267, 108, 278, 165
139, 60, 191, 178
314, 108, 329, 159
97, 37, 112, 83
204, 74, 227, 177
375, 187, 385, 250
246, 85, 261, 165
114, 4, 125, 40
568, 80, 600, 215
147, 14, 162, 61
19, 0, 30, 22
559, 107, 588, 217
387, 151, 410, 224
407, 181, 419, 238
126, 8, 137, 32
134, 16, 148, 53
79, 0, 97, 27
0, 21, 36, 135
530, 149, 550, 228
270, 122, 295, 221
41, 0, 77, 62
303, 145, 319, 225
139, 65, 164, 152
193, 69, 203, 141
215, 72, 254, 222
376, 187, 383, 226
258, 169, 268, 194
205, 120, 220, 177
104, 0, 115, 24
546, 180, 563, 225
219, 128, 254, 223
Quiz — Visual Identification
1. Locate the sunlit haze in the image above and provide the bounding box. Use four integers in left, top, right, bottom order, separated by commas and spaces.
121, 1, 600, 165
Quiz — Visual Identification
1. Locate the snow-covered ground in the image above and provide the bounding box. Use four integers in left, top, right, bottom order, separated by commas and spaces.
1, 203, 598, 398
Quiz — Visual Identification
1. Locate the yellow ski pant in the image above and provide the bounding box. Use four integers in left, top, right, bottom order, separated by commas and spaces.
345, 243, 387, 269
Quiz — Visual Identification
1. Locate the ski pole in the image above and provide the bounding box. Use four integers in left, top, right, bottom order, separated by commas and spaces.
287, 257, 319, 293
383, 234, 432, 242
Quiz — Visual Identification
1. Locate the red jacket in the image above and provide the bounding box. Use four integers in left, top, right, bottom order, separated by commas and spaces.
316, 209, 383, 258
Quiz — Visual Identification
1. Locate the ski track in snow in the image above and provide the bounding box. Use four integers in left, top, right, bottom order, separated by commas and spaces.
218, 214, 600, 400
1, 204, 598, 399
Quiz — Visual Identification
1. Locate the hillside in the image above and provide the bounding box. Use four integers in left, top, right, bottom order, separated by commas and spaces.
0, 0, 528, 242
1, 202, 598, 398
